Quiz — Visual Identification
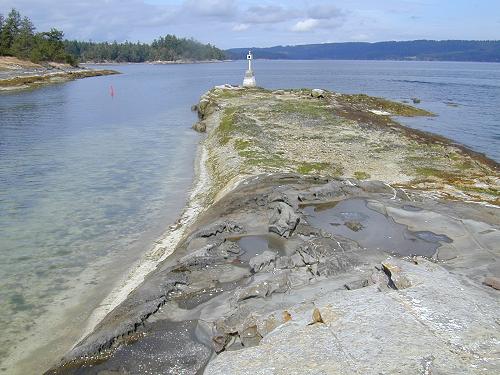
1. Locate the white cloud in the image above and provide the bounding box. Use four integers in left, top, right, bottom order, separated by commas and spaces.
307, 4, 343, 20
0, 0, 176, 41
291, 18, 319, 32
232, 23, 249, 32
243, 5, 298, 24
183, 0, 236, 18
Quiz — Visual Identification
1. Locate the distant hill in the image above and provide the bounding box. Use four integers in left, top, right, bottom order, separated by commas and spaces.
226, 40, 500, 62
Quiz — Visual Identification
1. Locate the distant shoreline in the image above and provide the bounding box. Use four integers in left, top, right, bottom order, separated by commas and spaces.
226, 40, 500, 63
82, 59, 229, 66
0, 57, 119, 91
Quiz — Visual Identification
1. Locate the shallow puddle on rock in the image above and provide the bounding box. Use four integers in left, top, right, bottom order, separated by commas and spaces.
231, 234, 288, 261
303, 198, 451, 257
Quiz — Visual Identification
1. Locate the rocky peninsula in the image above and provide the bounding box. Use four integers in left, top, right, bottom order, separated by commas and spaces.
47, 86, 499, 374
0, 57, 119, 91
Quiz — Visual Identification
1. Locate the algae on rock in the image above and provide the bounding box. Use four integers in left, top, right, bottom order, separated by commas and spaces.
195, 86, 498, 205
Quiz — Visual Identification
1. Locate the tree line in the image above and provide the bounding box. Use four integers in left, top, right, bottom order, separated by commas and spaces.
0, 8, 226, 65
64, 35, 226, 63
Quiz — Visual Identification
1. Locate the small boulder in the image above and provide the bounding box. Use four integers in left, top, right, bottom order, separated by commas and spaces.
345, 221, 363, 232
382, 262, 412, 290
235, 272, 290, 302
344, 279, 370, 290
310, 307, 324, 325
269, 202, 300, 238
483, 276, 500, 290
239, 325, 262, 347
311, 89, 325, 98
192, 121, 206, 133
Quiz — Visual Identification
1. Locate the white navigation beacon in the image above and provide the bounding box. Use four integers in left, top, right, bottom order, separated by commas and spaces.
243, 50, 256, 87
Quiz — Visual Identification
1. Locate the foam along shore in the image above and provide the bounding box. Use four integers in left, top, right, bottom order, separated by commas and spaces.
0, 56, 119, 91
47, 86, 499, 374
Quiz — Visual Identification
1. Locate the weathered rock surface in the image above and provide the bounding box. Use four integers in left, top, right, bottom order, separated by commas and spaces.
48, 174, 500, 375
48, 86, 499, 374
269, 201, 300, 237
205, 258, 500, 375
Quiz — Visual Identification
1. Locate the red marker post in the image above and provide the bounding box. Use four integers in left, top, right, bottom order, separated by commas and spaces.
110, 85, 115, 98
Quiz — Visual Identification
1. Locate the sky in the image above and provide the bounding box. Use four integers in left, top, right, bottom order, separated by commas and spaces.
0, 0, 499, 49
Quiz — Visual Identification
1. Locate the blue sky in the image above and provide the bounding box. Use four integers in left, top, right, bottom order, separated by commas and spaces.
1, 0, 499, 48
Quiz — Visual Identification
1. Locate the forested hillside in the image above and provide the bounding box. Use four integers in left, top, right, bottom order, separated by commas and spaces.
0, 8, 226, 64
227, 40, 500, 62
64, 36, 226, 63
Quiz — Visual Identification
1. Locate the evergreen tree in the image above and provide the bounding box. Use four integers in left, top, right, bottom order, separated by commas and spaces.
0, 8, 21, 55
11, 16, 35, 59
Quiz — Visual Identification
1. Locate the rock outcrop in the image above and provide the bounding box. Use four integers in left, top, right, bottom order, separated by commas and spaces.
48, 174, 500, 374
48, 87, 499, 374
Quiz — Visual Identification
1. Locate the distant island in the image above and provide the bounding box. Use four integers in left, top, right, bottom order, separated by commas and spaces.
65, 36, 225, 63
226, 40, 500, 62
0, 8, 226, 65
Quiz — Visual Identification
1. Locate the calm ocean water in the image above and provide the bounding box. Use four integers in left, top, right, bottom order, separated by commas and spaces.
0, 60, 499, 373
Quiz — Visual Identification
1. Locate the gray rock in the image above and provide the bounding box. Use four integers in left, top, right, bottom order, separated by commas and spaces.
192, 121, 206, 133
235, 272, 290, 302
344, 279, 369, 290
483, 276, 500, 290
275, 255, 293, 269
311, 89, 325, 98
239, 325, 262, 347
205, 259, 500, 375
290, 252, 305, 267
269, 202, 300, 238
249, 250, 277, 273
345, 220, 363, 232
197, 97, 213, 118
195, 221, 243, 238
218, 240, 241, 255
268, 190, 293, 207
382, 261, 412, 289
